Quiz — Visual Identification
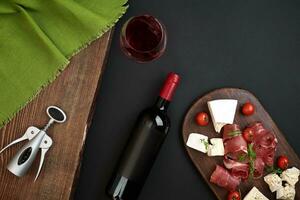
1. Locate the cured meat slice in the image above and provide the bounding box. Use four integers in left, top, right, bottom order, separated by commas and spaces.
254, 144, 276, 166
222, 124, 249, 179
247, 122, 277, 167
218, 122, 277, 185
224, 135, 248, 160
254, 131, 277, 149
222, 124, 241, 142
224, 157, 248, 169
247, 122, 265, 136
224, 158, 249, 179
254, 144, 274, 158
254, 131, 277, 166
210, 165, 241, 191
253, 157, 265, 178
263, 151, 275, 166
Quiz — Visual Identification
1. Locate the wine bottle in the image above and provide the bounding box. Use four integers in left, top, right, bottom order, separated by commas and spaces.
106, 72, 180, 200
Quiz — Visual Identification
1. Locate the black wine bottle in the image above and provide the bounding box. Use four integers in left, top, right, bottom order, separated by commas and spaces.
106, 72, 180, 200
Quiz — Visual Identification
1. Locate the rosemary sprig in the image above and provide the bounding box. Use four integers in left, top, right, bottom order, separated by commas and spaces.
248, 143, 256, 159
228, 130, 242, 137
266, 165, 283, 175
200, 139, 209, 150
247, 144, 256, 179
249, 158, 255, 178
237, 154, 247, 162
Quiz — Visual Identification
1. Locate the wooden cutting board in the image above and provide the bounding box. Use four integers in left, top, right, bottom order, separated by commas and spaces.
182, 88, 300, 200
0, 30, 113, 199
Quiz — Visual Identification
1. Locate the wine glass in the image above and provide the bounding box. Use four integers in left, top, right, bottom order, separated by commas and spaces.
120, 15, 167, 62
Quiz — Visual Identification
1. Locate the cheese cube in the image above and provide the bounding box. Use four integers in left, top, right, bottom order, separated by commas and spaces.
207, 138, 224, 156
280, 167, 300, 186
264, 173, 283, 192
207, 99, 237, 133
186, 133, 208, 153
243, 187, 269, 200
276, 183, 295, 200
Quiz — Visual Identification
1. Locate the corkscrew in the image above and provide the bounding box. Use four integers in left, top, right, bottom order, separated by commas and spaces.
0, 106, 67, 181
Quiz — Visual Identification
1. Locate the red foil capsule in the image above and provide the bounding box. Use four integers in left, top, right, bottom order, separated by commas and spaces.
159, 72, 180, 101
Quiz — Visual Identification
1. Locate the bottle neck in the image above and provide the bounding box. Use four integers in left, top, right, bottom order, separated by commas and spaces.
154, 97, 170, 111
155, 72, 180, 111
159, 72, 180, 102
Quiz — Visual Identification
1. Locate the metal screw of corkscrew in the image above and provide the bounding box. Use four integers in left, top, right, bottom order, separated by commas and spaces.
0, 106, 67, 181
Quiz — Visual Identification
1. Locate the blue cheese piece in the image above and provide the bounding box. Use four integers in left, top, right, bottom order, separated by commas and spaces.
276, 183, 296, 200
207, 138, 224, 156
280, 167, 300, 186
243, 187, 269, 200
207, 99, 237, 133
186, 133, 208, 153
264, 173, 283, 192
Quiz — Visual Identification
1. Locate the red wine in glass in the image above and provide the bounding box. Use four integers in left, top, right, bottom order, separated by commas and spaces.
120, 15, 167, 62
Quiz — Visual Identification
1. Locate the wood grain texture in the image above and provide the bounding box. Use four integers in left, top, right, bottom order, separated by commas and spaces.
0, 30, 113, 199
182, 88, 300, 200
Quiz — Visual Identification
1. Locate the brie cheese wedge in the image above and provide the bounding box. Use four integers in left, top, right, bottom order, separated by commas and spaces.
280, 167, 300, 186
186, 133, 208, 153
276, 183, 296, 200
264, 173, 283, 192
207, 99, 238, 133
243, 187, 269, 200
207, 138, 224, 156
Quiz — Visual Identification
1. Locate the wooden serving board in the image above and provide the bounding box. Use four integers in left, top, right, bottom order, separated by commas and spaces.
182, 88, 300, 200
0, 31, 113, 199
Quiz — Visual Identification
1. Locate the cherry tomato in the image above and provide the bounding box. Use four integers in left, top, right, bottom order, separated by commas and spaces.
242, 128, 254, 143
227, 191, 241, 200
242, 102, 255, 116
277, 155, 289, 170
195, 112, 209, 126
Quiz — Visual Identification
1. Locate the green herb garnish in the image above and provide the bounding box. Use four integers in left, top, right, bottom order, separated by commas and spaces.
228, 130, 242, 137
249, 158, 255, 179
247, 143, 256, 159
247, 143, 257, 179
200, 139, 209, 150
266, 165, 283, 175
238, 154, 247, 162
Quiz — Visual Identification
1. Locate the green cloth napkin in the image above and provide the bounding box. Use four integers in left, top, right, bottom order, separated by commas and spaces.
0, 0, 127, 127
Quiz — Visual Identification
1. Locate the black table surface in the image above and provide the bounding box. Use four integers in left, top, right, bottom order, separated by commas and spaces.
74, 1, 300, 199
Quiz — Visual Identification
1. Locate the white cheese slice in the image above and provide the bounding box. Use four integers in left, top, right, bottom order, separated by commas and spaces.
207, 138, 224, 156
280, 167, 300, 186
186, 133, 208, 153
276, 183, 296, 200
207, 99, 238, 133
264, 173, 283, 192
243, 187, 269, 200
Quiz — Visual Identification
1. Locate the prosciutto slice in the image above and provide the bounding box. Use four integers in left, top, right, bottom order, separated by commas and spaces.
211, 122, 277, 191
247, 123, 277, 166
210, 165, 241, 191
224, 158, 249, 179
222, 124, 247, 161
247, 122, 265, 137
222, 124, 241, 142
222, 124, 249, 181
263, 151, 275, 166
254, 145, 276, 166
224, 135, 248, 160
254, 131, 277, 149
253, 157, 265, 178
